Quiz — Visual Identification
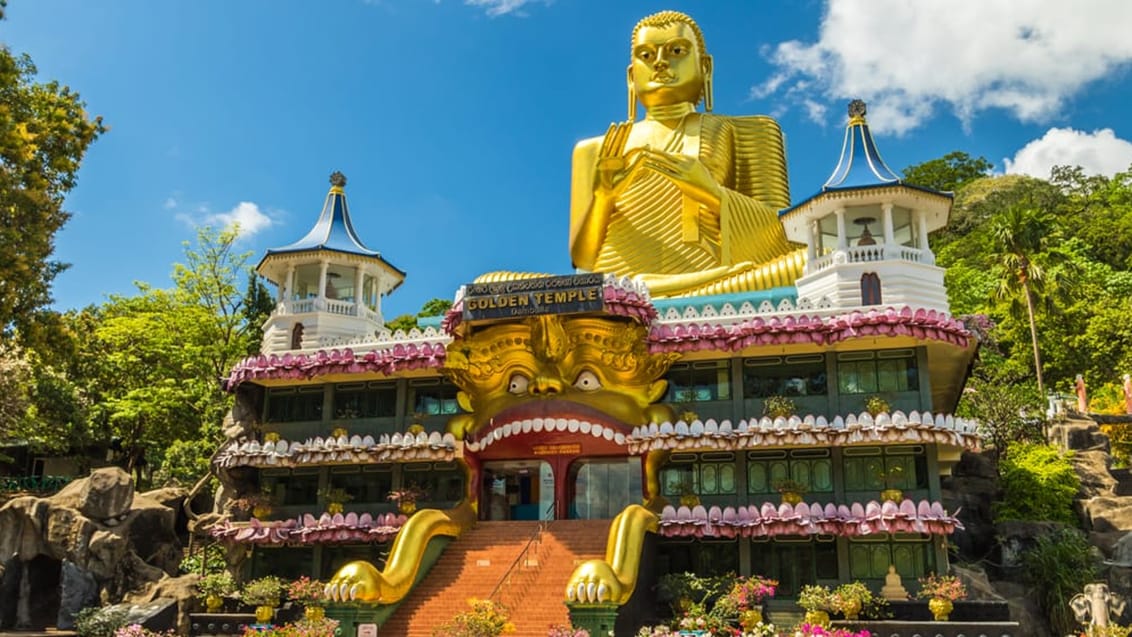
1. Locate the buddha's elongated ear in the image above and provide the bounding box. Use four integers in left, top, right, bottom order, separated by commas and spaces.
626, 64, 637, 121
702, 54, 714, 112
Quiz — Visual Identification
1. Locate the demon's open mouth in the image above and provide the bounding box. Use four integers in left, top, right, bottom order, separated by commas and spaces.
463, 400, 632, 452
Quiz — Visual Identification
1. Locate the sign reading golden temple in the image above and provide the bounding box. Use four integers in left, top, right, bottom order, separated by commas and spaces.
462, 273, 604, 321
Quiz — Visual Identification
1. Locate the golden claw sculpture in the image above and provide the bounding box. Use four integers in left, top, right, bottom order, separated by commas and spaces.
324, 501, 476, 604
565, 504, 659, 605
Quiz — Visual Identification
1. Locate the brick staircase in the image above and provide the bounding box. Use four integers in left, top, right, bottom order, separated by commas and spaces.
381, 519, 611, 637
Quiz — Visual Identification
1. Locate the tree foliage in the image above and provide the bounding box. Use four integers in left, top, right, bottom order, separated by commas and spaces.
0, 45, 104, 337
902, 151, 992, 192
995, 443, 1079, 524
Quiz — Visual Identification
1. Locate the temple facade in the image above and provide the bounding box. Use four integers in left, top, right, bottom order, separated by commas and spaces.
209, 96, 980, 635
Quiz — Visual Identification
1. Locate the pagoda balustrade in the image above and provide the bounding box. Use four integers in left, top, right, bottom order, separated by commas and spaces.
278, 298, 381, 322
808, 243, 933, 274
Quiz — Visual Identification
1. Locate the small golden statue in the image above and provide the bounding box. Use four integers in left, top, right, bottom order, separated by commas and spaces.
569, 10, 805, 298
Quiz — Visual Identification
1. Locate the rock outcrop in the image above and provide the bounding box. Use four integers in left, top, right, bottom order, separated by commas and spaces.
0, 467, 192, 631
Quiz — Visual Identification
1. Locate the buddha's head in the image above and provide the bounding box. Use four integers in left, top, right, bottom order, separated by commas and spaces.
629, 11, 713, 116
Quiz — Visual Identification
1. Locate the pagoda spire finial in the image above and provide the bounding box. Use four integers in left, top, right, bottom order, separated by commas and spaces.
821, 98, 899, 189
329, 171, 347, 192
848, 99, 867, 123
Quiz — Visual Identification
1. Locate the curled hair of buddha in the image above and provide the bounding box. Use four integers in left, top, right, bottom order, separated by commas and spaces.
631, 10, 708, 58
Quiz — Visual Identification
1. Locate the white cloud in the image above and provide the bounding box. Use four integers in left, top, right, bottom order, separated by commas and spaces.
464, 0, 545, 17
1005, 127, 1132, 178
172, 198, 276, 239
757, 0, 1132, 134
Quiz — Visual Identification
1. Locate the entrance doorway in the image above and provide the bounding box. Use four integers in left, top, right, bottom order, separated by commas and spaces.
481, 460, 553, 521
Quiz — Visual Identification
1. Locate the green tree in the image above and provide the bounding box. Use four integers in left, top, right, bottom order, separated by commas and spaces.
0, 44, 104, 336
988, 203, 1077, 395
418, 298, 453, 318
902, 151, 992, 192
242, 271, 275, 356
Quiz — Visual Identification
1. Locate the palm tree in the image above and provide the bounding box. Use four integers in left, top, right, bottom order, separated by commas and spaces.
988, 203, 1076, 396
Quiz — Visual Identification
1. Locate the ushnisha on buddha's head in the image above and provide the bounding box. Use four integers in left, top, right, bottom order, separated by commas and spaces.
628, 10, 713, 118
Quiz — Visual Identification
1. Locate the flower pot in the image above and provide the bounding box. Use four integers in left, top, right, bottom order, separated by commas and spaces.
929, 597, 953, 621
840, 597, 861, 620
399, 501, 417, 515
327, 502, 344, 515
304, 605, 325, 622
205, 594, 223, 613
252, 504, 273, 519
803, 610, 830, 627
880, 488, 903, 503
255, 605, 275, 624
739, 608, 763, 630
679, 494, 701, 508
781, 491, 804, 506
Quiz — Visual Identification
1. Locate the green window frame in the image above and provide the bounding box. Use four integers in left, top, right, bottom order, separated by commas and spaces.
658, 539, 741, 578
402, 461, 465, 504
836, 349, 918, 395
666, 361, 731, 403
661, 453, 738, 497
848, 534, 933, 582
332, 381, 397, 419
749, 536, 839, 597
842, 446, 927, 492
747, 449, 834, 496
409, 380, 463, 416
743, 354, 828, 398
264, 386, 325, 423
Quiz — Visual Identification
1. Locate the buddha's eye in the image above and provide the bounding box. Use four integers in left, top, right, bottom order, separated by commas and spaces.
671, 45, 684, 55
508, 374, 530, 395
574, 370, 602, 391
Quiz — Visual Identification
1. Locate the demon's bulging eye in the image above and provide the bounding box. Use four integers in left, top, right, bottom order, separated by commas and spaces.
573, 370, 602, 391
508, 373, 530, 395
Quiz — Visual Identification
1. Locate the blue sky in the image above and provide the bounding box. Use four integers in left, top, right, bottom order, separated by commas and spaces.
5, 0, 1132, 320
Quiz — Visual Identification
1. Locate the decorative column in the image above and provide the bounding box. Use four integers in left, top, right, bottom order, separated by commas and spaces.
354, 266, 364, 317
834, 208, 847, 250
916, 210, 933, 263
805, 219, 818, 274
882, 203, 895, 258
317, 261, 329, 310
284, 266, 295, 306
373, 272, 383, 318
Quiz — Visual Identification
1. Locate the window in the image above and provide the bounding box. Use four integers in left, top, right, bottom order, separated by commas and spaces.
661, 453, 737, 497
747, 449, 833, 496
842, 446, 927, 492
659, 540, 740, 578
836, 350, 918, 395
291, 323, 304, 350
848, 535, 933, 582
328, 466, 393, 504
409, 380, 463, 416
743, 355, 827, 398
750, 537, 839, 597
262, 469, 320, 506
333, 382, 397, 419
402, 462, 465, 504
251, 546, 314, 580
265, 386, 324, 423
666, 361, 731, 403
860, 272, 882, 306
569, 458, 642, 519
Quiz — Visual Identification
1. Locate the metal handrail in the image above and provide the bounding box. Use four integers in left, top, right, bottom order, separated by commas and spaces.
488, 499, 557, 605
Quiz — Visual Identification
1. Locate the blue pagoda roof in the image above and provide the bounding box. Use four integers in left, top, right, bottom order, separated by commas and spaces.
822, 100, 901, 189
263, 172, 389, 261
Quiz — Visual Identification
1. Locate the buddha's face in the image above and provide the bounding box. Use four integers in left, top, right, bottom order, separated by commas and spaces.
631, 21, 704, 109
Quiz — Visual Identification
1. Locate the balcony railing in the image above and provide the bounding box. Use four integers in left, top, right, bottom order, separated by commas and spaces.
809, 244, 932, 273
278, 298, 380, 321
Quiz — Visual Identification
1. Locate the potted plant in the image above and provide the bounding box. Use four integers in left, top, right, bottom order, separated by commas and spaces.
320, 487, 353, 515
241, 575, 286, 624
773, 478, 809, 505
831, 581, 874, 621
797, 584, 834, 627
226, 490, 274, 520
878, 464, 906, 502
917, 573, 967, 621
725, 575, 778, 629
387, 483, 428, 515
196, 571, 235, 613
288, 576, 326, 621
762, 395, 796, 419
864, 394, 890, 417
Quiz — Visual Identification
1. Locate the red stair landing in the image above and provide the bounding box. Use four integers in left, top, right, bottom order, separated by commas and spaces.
381, 519, 611, 637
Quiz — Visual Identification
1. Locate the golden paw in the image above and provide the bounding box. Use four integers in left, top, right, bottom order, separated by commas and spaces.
325, 560, 385, 602
565, 560, 623, 604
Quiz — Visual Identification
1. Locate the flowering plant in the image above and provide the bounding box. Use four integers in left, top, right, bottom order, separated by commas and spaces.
763, 395, 797, 419
241, 576, 286, 607
916, 573, 967, 602
726, 575, 778, 610
831, 581, 874, 612
388, 483, 428, 505
114, 626, 176, 637
773, 479, 809, 496
547, 626, 590, 637
242, 618, 339, 637
742, 621, 778, 637
792, 624, 872, 637
796, 585, 833, 612
287, 576, 325, 604
433, 598, 514, 636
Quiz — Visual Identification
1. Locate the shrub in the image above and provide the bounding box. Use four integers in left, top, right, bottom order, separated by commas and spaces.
432, 598, 514, 637
75, 608, 130, 637
180, 543, 227, 575
241, 576, 286, 607
994, 443, 1079, 524
762, 395, 796, 419
1022, 527, 1098, 637
197, 571, 236, 600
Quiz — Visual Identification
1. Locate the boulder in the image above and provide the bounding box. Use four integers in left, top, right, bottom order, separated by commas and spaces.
1083, 496, 1132, 532
952, 564, 1004, 601
992, 580, 1053, 637
57, 560, 99, 630
995, 520, 1063, 569
1073, 450, 1118, 499
1051, 419, 1111, 452
76, 467, 134, 520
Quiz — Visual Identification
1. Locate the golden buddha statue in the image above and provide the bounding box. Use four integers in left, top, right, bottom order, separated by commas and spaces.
569, 10, 804, 298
